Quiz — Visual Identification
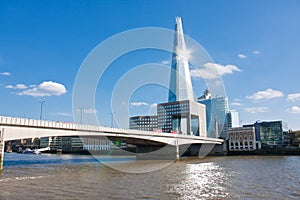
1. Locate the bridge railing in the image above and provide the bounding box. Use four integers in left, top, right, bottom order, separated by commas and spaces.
0, 116, 77, 130
0, 116, 175, 136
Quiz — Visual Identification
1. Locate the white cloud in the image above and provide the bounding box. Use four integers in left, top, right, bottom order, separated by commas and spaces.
231, 102, 243, 106
245, 107, 268, 114
287, 93, 300, 102
149, 103, 157, 115
246, 88, 284, 101
17, 81, 67, 97
130, 102, 149, 106
83, 108, 97, 114
160, 60, 170, 65
5, 84, 28, 89
190, 63, 241, 80
231, 98, 243, 106
286, 106, 300, 114
15, 84, 27, 89
1, 72, 11, 76
150, 103, 157, 108
5, 85, 14, 89
238, 54, 247, 59
76, 108, 97, 114
54, 112, 72, 116
253, 51, 260, 55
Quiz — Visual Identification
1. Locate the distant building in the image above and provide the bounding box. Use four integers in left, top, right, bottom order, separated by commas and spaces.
283, 131, 290, 146
129, 116, 158, 131
228, 127, 260, 151
288, 130, 300, 147
197, 90, 229, 138
227, 110, 239, 128
81, 137, 112, 151
40, 136, 111, 152
157, 100, 206, 136
244, 121, 283, 147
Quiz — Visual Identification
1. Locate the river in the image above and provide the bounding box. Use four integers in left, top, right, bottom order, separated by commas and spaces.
0, 153, 299, 200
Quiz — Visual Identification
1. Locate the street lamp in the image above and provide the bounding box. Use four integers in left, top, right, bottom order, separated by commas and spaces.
39, 101, 46, 120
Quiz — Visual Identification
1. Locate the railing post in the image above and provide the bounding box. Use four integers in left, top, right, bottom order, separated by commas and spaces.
0, 128, 4, 170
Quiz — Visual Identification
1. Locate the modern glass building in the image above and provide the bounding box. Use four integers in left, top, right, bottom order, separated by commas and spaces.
227, 110, 239, 128
168, 17, 194, 102
128, 17, 207, 137
157, 100, 206, 136
129, 116, 158, 131
244, 121, 283, 147
198, 94, 229, 138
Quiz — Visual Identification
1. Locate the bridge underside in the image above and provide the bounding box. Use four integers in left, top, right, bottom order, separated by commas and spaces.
0, 117, 223, 170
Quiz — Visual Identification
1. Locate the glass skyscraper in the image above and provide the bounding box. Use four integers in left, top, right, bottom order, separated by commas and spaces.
129, 17, 207, 137
198, 90, 229, 138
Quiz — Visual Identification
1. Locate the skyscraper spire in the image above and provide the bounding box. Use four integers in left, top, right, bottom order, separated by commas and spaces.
168, 17, 194, 102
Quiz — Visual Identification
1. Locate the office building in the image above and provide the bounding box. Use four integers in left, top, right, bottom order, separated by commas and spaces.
129, 115, 158, 131
227, 110, 239, 128
40, 136, 111, 152
198, 89, 229, 138
244, 121, 283, 147
288, 130, 300, 147
157, 100, 206, 136
168, 17, 194, 102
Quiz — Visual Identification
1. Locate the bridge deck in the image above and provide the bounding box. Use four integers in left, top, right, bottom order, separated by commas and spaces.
0, 116, 223, 170
0, 116, 223, 144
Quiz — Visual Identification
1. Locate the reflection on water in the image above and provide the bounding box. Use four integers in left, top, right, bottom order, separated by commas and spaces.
0, 153, 299, 200
172, 162, 230, 199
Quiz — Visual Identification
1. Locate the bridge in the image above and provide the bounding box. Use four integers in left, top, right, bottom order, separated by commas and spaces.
0, 116, 223, 170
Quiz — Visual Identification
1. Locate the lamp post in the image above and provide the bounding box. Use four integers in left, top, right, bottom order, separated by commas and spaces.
39, 101, 45, 120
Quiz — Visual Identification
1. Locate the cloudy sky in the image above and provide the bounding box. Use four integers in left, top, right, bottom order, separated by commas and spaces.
0, 0, 300, 129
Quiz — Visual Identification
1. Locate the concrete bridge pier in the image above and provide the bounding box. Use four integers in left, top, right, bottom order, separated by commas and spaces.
135, 142, 190, 160
176, 139, 179, 160
0, 128, 4, 170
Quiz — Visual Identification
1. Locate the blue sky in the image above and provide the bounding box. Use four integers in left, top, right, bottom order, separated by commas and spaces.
0, 0, 300, 129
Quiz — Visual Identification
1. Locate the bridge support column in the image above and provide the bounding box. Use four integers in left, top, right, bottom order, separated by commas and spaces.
0, 128, 4, 170
176, 139, 179, 160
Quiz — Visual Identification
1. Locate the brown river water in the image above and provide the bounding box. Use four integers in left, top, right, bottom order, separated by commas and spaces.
0, 153, 299, 200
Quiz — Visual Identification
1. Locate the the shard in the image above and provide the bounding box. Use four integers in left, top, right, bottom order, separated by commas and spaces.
168, 17, 194, 102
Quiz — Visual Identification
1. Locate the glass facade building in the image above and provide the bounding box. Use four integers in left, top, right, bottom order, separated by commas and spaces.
128, 17, 207, 138
227, 110, 239, 128
129, 116, 158, 131
244, 121, 283, 147
198, 96, 229, 138
157, 100, 206, 137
